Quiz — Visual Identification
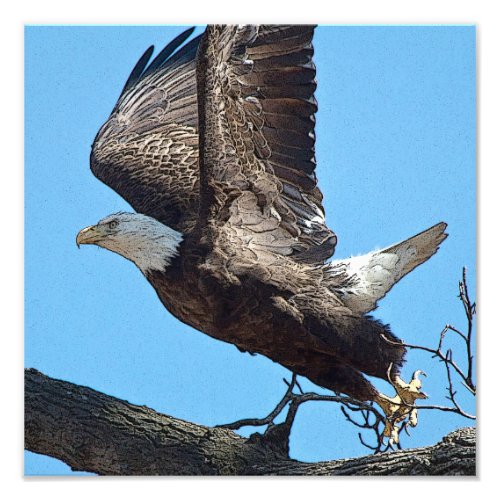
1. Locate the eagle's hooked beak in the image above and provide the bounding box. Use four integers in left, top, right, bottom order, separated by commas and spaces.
76, 225, 106, 248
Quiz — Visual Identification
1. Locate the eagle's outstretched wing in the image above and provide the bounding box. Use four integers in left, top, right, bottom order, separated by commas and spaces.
90, 28, 201, 232
196, 25, 337, 263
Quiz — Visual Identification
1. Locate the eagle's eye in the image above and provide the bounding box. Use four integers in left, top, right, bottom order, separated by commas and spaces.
108, 220, 119, 230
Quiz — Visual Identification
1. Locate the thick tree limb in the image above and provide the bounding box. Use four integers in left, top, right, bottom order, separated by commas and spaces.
24, 368, 281, 475
25, 368, 475, 476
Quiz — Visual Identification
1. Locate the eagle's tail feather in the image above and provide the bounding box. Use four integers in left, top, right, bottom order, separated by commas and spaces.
380, 221, 448, 280
328, 222, 448, 314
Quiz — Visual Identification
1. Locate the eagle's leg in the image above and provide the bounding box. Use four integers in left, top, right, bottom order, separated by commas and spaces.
326, 317, 428, 439
314, 362, 426, 445
372, 368, 428, 444
322, 365, 417, 445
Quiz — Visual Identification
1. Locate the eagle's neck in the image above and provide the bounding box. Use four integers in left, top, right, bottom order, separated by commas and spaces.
109, 220, 183, 274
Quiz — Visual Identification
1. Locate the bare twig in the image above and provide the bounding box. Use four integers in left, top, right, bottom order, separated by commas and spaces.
459, 268, 476, 391
340, 404, 388, 453
219, 373, 386, 454
217, 374, 298, 430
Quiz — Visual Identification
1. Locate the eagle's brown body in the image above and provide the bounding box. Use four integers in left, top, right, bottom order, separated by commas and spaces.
148, 236, 405, 401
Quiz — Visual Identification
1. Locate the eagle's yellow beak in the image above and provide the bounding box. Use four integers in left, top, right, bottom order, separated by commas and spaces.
76, 225, 106, 247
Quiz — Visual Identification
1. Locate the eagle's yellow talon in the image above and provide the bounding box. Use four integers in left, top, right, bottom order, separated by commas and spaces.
392, 370, 428, 403
375, 370, 427, 445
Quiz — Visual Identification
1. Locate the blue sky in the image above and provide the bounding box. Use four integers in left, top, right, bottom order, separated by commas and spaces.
25, 25, 475, 475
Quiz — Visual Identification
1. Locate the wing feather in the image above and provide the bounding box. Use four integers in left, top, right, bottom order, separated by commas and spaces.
196, 25, 337, 262
91, 28, 201, 231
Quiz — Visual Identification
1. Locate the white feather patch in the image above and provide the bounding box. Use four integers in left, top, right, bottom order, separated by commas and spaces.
330, 244, 417, 314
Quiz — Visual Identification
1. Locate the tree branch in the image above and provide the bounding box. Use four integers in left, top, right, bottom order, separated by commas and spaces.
25, 368, 475, 476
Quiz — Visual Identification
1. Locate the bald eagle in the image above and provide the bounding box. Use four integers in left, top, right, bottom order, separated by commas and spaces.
77, 26, 447, 431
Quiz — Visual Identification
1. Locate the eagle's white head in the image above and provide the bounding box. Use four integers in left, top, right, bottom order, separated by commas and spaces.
76, 212, 183, 273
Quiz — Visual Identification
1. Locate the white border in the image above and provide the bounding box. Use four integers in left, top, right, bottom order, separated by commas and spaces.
4, 0, 496, 498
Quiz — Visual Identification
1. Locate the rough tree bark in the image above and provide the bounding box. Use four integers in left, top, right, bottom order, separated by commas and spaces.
25, 368, 476, 476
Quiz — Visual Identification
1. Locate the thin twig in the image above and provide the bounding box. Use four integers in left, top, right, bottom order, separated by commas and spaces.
217, 374, 297, 430
460, 268, 476, 390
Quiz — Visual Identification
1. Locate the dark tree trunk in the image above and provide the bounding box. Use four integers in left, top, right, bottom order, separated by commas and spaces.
24, 368, 476, 476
